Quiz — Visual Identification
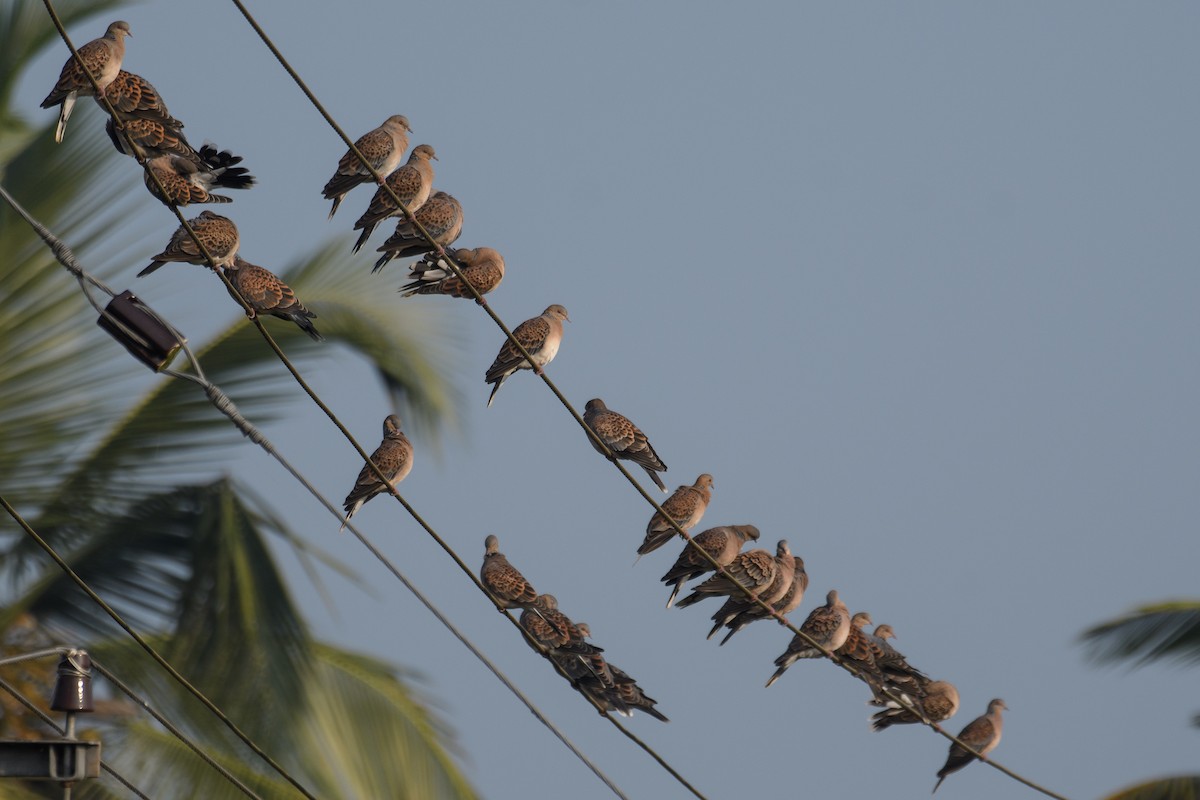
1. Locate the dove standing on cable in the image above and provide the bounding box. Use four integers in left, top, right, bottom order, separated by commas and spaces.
582, 399, 669, 492
139, 211, 239, 276
765, 589, 851, 687
639, 474, 714, 556
707, 540, 795, 639
40, 20, 131, 143
479, 535, 538, 610
341, 414, 414, 529
660, 524, 760, 609
224, 257, 321, 341
323, 115, 412, 219
351, 144, 437, 253
674, 542, 776, 610
143, 145, 255, 207
933, 698, 1007, 794
717, 554, 807, 645
871, 679, 960, 732
483, 304, 569, 407
399, 246, 504, 301
374, 191, 464, 271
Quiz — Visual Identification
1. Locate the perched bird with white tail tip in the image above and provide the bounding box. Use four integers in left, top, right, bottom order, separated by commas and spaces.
41, 20, 131, 143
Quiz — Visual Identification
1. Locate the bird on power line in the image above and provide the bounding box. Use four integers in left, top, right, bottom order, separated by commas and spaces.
139, 211, 239, 276
483, 304, 569, 407
582, 398, 669, 493
398, 246, 504, 301
660, 524, 760, 609
323, 115, 413, 219
224, 256, 322, 341
142, 145, 255, 207
480, 534, 539, 611
40, 20, 131, 143
639, 474, 714, 556
765, 589, 851, 688
933, 698, 1007, 794
706, 540, 796, 640
351, 144, 437, 253
341, 414, 414, 529
374, 190, 464, 271
715, 554, 807, 646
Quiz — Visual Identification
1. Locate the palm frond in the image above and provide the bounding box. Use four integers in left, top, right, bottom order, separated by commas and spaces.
1081, 600, 1200, 668
1101, 775, 1200, 800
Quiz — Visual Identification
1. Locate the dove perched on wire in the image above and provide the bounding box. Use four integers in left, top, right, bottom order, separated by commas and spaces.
707, 540, 795, 639
40, 20, 131, 143
639, 474, 714, 556
374, 191, 464, 272
582, 399, 669, 492
836, 611, 885, 695
139, 211, 239, 276
519, 595, 602, 659
483, 304, 569, 407
674, 542, 775, 610
351, 144, 437, 253
341, 414, 414, 529
480, 534, 538, 611
606, 664, 668, 722
864, 623, 930, 702
224, 257, 321, 341
933, 698, 1007, 794
765, 589, 851, 687
714, 554, 807, 645
871, 679, 960, 732
323, 115, 412, 219
398, 246, 503, 302
660, 524, 760, 609
99, 70, 176, 123
143, 145, 255, 207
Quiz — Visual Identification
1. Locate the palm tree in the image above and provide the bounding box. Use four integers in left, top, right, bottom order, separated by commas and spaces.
0, 1, 475, 796
1081, 600, 1200, 800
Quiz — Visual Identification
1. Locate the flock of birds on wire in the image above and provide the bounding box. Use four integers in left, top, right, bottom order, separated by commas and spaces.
38, 19, 1011, 794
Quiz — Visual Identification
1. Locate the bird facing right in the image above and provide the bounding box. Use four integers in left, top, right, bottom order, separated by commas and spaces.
483, 304, 569, 407
323, 114, 412, 219
932, 698, 1007, 794
341, 414, 414, 529
639, 474, 714, 555
40, 20, 131, 143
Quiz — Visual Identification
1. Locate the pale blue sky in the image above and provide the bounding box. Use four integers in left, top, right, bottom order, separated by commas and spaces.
18, 2, 1200, 798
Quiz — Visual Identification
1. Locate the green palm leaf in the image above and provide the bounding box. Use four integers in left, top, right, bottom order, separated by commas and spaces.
1101, 776, 1200, 800
1081, 601, 1200, 669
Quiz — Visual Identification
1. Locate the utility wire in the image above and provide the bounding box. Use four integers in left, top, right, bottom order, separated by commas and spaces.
0, 671, 153, 799
1, 190, 634, 800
